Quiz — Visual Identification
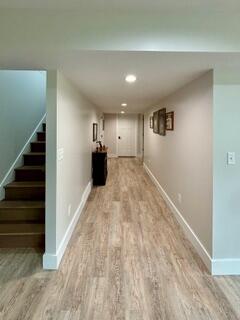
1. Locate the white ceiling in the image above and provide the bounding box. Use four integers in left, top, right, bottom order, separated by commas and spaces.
0, 0, 239, 11
1, 1, 240, 113
61, 52, 240, 113
60, 51, 211, 113
2, 51, 240, 113
1, 2, 240, 54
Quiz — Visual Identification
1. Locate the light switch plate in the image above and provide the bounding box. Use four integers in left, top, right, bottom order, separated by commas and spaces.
227, 152, 236, 165
57, 148, 64, 161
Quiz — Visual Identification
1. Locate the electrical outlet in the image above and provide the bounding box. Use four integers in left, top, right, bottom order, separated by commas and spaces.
178, 193, 182, 204
68, 204, 71, 216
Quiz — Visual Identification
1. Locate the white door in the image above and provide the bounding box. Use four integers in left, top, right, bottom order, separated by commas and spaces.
117, 114, 137, 157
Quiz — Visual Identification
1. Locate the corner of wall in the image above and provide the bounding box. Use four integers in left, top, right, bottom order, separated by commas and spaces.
44, 70, 97, 270
211, 68, 240, 275
43, 179, 92, 269
211, 259, 240, 276
44, 70, 58, 267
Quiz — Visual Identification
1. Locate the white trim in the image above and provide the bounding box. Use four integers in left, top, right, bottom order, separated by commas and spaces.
0, 113, 46, 200
116, 114, 119, 157
211, 259, 240, 275
143, 162, 212, 272
43, 180, 92, 270
143, 162, 240, 275
134, 115, 138, 157
117, 114, 138, 157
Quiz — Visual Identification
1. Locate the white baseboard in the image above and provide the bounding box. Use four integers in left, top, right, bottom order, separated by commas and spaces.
108, 154, 118, 158
212, 259, 240, 275
143, 163, 212, 273
0, 114, 46, 200
144, 163, 240, 276
43, 180, 92, 270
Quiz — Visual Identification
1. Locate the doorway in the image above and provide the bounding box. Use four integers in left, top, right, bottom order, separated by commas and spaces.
117, 114, 137, 157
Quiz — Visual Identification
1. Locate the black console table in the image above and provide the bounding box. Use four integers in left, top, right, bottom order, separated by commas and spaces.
92, 151, 108, 186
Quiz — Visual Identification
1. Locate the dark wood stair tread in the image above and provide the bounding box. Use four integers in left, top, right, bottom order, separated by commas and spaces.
24, 152, 45, 156
15, 166, 45, 171
0, 201, 45, 223
1, 125, 46, 249
37, 132, 46, 141
31, 142, 46, 152
0, 233, 45, 248
0, 232, 44, 236
24, 153, 45, 166
0, 201, 45, 209
15, 166, 45, 182
0, 223, 45, 234
31, 141, 45, 144
5, 181, 45, 188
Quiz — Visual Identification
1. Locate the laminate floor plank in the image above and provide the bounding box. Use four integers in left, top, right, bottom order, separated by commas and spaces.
0, 158, 239, 320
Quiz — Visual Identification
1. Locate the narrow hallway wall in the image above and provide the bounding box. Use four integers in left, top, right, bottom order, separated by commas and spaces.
144, 71, 213, 269
44, 71, 101, 269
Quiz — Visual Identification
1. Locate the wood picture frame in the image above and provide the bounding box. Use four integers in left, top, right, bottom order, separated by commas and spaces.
153, 111, 159, 133
158, 108, 166, 136
149, 116, 153, 129
93, 123, 98, 142
166, 111, 174, 131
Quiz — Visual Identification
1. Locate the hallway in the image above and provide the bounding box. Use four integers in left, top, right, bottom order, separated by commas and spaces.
0, 158, 239, 319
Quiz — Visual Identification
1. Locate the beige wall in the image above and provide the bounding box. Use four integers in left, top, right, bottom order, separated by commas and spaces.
144, 71, 213, 256
56, 73, 101, 247
137, 114, 144, 157
44, 71, 101, 268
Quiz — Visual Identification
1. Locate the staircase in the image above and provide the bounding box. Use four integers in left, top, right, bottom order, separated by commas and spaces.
0, 123, 46, 249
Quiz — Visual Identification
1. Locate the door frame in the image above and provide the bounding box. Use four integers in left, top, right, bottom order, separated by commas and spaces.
141, 114, 144, 163
116, 114, 138, 157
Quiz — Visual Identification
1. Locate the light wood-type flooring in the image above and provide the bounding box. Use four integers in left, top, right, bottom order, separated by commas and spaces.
0, 158, 240, 320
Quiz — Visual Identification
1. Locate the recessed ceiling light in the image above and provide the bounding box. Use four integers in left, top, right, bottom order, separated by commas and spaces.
121, 103, 127, 107
125, 74, 137, 83
121, 111, 125, 114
